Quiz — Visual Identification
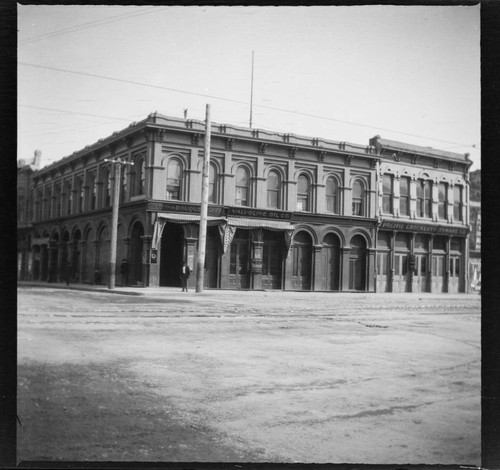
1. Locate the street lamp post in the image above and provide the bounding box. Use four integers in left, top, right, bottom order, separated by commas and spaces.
104, 157, 133, 289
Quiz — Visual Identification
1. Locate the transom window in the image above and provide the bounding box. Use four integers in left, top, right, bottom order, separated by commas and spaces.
297, 174, 311, 212
325, 176, 339, 214
235, 166, 250, 206
267, 170, 280, 209
166, 159, 183, 200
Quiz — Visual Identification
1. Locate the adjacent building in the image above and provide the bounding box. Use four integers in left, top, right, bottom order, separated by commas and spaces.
17, 113, 472, 292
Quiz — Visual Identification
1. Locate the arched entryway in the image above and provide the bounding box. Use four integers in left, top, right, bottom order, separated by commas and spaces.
96, 225, 110, 283
82, 228, 95, 283
71, 230, 81, 282
291, 231, 312, 290
129, 221, 144, 286
323, 233, 340, 291
160, 222, 184, 287
349, 235, 366, 291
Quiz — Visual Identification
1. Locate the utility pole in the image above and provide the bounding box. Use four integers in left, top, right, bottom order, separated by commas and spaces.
196, 104, 211, 293
249, 50, 254, 128
104, 156, 134, 289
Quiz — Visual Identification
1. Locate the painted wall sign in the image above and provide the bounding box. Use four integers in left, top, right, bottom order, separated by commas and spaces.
379, 220, 469, 237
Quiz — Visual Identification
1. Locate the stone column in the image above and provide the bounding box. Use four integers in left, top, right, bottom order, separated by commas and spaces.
251, 238, 263, 290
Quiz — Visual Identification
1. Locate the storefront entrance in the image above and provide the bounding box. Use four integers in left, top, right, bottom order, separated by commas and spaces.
291, 231, 312, 290
262, 230, 284, 289
348, 235, 366, 291
204, 226, 220, 288
229, 229, 250, 289
160, 222, 184, 287
323, 233, 340, 291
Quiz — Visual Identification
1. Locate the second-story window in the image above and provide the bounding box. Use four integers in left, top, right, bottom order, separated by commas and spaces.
102, 168, 111, 207
352, 180, 365, 216
382, 174, 393, 214
453, 185, 463, 222
267, 170, 280, 209
235, 166, 250, 206
208, 162, 218, 204
325, 176, 338, 213
64, 180, 73, 215
87, 173, 96, 210
438, 182, 447, 220
166, 159, 182, 200
399, 176, 410, 216
131, 155, 146, 196
76, 176, 84, 213
297, 174, 311, 212
417, 179, 432, 218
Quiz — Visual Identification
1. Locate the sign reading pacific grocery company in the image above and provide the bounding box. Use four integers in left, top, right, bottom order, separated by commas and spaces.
379, 220, 468, 236
228, 207, 292, 220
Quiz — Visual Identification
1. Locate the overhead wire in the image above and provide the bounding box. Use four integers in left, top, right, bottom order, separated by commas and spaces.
19, 62, 479, 151
18, 7, 166, 46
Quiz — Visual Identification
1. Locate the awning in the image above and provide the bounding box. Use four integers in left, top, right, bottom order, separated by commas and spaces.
226, 217, 294, 231
156, 212, 227, 224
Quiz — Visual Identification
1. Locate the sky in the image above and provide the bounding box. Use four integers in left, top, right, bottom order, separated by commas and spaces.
18, 5, 481, 170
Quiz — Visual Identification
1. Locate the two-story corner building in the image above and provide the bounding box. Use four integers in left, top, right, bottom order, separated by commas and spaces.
17, 113, 472, 293
18, 112, 381, 291
369, 135, 472, 293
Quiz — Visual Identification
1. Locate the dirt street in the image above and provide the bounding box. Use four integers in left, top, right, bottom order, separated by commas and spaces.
17, 286, 481, 465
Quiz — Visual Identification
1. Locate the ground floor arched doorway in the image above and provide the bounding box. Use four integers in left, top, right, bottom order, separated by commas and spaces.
160, 222, 184, 287
349, 235, 366, 291
323, 233, 341, 291
291, 231, 312, 290
129, 222, 144, 286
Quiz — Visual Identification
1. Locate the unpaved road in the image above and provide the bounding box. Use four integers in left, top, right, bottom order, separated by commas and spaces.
17, 286, 481, 464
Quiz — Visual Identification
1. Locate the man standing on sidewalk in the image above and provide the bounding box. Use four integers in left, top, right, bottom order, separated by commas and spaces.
120, 259, 128, 287
180, 261, 190, 292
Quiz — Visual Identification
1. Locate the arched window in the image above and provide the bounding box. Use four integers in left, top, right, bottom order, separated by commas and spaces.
131, 155, 146, 196
399, 176, 410, 216
453, 185, 463, 222
87, 173, 96, 211
438, 182, 447, 220
325, 176, 339, 213
382, 174, 393, 214
297, 174, 311, 212
352, 180, 365, 216
267, 170, 280, 209
64, 180, 73, 214
166, 159, 183, 200
235, 166, 250, 206
100, 168, 111, 208
76, 176, 84, 213
208, 162, 218, 204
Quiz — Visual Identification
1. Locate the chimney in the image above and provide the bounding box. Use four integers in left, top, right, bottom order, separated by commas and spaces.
33, 150, 42, 169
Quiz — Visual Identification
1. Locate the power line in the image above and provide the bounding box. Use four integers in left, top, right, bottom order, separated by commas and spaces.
18, 7, 165, 46
19, 62, 479, 150
19, 104, 137, 123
